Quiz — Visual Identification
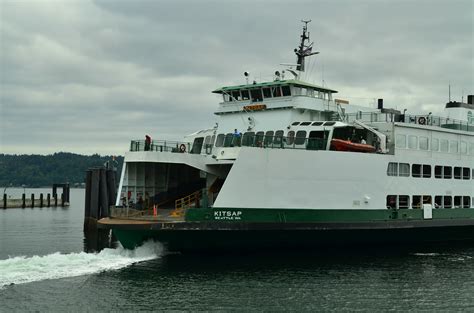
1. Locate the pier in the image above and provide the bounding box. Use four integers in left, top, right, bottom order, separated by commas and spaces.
2, 184, 70, 209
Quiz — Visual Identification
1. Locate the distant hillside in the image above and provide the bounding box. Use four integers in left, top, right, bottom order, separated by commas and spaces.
0, 153, 124, 188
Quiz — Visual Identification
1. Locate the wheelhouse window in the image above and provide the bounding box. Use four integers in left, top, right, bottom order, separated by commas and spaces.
434, 196, 442, 208
231, 90, 241, 101
422, 165, 431, 178
281, 85, 291, 96
215, 134, 225, 147
287, 131, 295, 145
242, 132, 255, 146
250, 89, 263, 102
435, 166, 442, 178
454, 196, 462, 208
241, 90, 250, 100
191, 137, 204, 154
444, 196, 452, 209
223, 133, 233, 147
273, 130, 284, 146
262, 88, 272, 98
312, 121, 323, 126
272, 86, 282, 97
294, 131, 307, 145
255, 131, 264, 147
264, 131, 274, 146
300, 122, 311, 126
463, 196, 471, 208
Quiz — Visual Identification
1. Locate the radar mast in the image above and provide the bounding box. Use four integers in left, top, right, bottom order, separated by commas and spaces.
294, 20, 319, 72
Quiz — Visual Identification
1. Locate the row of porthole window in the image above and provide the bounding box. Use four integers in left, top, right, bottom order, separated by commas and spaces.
395, 134, 474, 155
387, 162, 472, 180
386, 195, 472, 209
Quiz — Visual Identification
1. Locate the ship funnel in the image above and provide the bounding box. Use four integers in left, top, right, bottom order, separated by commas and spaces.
377, 99, 384, 110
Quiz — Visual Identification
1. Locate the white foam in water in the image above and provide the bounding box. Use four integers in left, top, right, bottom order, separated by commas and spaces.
0, 241, 162, 288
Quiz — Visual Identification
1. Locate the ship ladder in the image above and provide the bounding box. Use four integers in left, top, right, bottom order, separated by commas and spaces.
170, 190, 201, 218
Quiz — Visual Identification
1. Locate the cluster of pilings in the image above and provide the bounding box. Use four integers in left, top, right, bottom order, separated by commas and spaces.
2, 184, 70, 209
84, 167, 117, 231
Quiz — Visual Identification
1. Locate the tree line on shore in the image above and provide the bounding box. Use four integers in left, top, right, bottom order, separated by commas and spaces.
0, 152, 123, 188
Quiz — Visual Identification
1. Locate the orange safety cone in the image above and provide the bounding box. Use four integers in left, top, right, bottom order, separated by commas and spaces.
153, 205, 157, 216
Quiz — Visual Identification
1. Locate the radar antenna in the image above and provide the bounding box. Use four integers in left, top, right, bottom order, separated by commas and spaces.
294, 20, 319, 72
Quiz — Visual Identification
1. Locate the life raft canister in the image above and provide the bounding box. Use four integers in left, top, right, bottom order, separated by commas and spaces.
418, 116, 426, 125
179, 144, 186, 153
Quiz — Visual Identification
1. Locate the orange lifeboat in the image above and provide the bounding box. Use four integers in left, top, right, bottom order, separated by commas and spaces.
330, 139, 376, 153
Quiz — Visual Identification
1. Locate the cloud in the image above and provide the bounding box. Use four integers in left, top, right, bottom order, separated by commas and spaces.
0, 0, 472, 155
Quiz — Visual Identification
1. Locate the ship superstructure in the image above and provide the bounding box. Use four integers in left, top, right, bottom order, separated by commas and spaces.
99, 22, 474, 251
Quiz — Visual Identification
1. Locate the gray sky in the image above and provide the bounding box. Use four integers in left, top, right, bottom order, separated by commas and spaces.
1, 0, 473, 155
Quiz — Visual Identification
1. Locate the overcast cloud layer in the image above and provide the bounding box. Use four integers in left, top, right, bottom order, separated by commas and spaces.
1, 0, 473, 155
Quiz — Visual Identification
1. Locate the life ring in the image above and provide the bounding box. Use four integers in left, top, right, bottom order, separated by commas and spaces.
179, 144, 186, 153
418, 117, 426, 125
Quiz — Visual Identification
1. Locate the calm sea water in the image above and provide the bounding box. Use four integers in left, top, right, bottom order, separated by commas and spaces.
2, 188, 474, 311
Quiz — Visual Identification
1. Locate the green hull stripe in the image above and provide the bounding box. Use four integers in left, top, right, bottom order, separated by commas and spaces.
185, 207, 474, 223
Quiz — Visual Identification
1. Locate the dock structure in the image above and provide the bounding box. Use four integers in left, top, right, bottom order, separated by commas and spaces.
2, 184, 70, 209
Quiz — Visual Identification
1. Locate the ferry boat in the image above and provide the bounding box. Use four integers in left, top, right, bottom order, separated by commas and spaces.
98, 21, 474, 252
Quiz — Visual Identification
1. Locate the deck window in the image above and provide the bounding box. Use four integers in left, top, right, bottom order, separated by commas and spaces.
408, 136, 418, 149
444, 166, 452, 179
463, 196, 471, 209
295, 131, 307, 145
422, 165, 431, 178
387, 163, 398, 176
281, 86, 291, 96
264, 131, 274, 146
444, 196, 452, 209
435, 166, 442, 178
287, 131, 295, 145
412, 195, 422, 209
215, 134, 225, 147
396, 135, 406, 148
449, 141, 458, 153
399, 195, 410, 209
440, 139, 449, 152
412, 164, 422, 178
431, 138, 439, 151
242, 132, 255, 146
324, 122, 336, 126
419, 137, 429, 150
435, 196, 442, 208
463, 167, 470, 180
191, 137, 204, 154
300, 122, 311, 126
387, 195, 397, 209
262, 88, 272, 98
454, 196, 462, 208
454, 167, 462, 179
461, 141, 468, 154
399, 163, 410, 177
291, 122, 300, 126
312, 121, 324, 126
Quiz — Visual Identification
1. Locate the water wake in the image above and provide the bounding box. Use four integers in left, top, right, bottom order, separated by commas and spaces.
0, 241, 162, 288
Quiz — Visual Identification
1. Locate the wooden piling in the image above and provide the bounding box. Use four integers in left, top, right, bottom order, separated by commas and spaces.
99, 168, 109, 218
3, 194, 6, 209
47, 193, 51, 207
22, 194, 25, 209
54, 193, 58, 207
31, 193, 34, 208
89, 168, 100, 219
40, 193, 44, 208
61, 193, 65, 206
